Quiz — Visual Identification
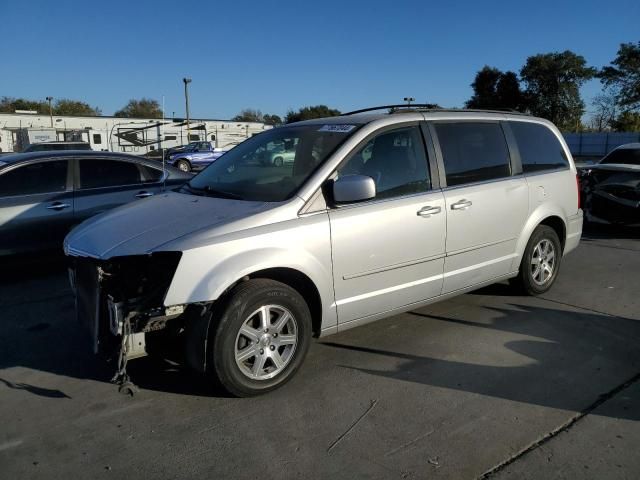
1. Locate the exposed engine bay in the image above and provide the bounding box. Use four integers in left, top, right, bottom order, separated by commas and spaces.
68, 252, 187, 393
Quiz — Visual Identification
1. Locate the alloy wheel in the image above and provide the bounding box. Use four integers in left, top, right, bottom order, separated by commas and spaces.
234, 305, 298, 380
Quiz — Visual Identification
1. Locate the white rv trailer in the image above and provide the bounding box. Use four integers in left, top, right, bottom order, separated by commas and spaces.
0, 112, 271, 154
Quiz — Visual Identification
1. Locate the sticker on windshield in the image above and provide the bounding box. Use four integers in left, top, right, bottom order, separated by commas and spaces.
318, 124, 356, 133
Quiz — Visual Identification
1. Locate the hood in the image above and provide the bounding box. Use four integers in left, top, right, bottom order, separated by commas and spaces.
65, 191, 273, 259
585, 163, 640, 172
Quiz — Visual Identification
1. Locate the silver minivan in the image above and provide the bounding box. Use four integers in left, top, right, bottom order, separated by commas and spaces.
65, 107, 583, 396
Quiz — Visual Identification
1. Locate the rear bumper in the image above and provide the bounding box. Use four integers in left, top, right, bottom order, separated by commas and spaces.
564, 210, 583, 256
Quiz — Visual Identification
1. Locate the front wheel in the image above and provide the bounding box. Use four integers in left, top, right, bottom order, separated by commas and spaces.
512, 225, 562, 295
176, 159, 191, 172
210, 279, 312, 396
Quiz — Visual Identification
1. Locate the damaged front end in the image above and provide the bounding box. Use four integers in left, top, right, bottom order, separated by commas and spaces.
579, 167, 640, 226
69, 252, 184, 390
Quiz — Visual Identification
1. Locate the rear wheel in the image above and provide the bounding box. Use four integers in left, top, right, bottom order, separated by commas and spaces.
209, 279, 312, 396
176, 160, 191, 172
273, 156, 284, 167
512, 225, 562, 295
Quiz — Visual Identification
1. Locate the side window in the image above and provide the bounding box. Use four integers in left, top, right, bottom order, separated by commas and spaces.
0, 160, 68, 197
337, 126, 431, 200
435, 122, 511, 187
139, 165, 163, 183
92, 134, 102, 144
79, 160, 141, 189
510, 122, 569, 173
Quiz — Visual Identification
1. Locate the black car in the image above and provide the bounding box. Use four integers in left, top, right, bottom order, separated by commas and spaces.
0, 150, 192, 256
578, 143, 640, 226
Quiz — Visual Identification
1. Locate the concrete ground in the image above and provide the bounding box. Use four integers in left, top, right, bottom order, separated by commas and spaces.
0, 226, 639, 479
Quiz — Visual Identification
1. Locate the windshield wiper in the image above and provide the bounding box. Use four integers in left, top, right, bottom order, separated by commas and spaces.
184, 182, 244, 200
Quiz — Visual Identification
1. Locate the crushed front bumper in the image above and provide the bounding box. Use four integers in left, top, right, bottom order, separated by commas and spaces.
68, 252, 184, 358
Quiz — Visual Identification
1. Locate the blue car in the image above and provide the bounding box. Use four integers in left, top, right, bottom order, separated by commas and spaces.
168, 141, 226, 172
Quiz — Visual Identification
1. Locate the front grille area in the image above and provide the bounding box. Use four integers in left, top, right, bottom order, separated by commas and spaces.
69, 252, 182, 355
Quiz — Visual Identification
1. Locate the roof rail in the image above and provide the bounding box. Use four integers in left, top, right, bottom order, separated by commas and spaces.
340, 105, 528, 116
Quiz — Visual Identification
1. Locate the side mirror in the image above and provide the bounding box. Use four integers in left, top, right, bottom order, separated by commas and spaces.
332, 175, 376, 204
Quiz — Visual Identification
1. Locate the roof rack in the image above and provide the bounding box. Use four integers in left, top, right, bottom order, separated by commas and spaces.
340, 105, 528, 116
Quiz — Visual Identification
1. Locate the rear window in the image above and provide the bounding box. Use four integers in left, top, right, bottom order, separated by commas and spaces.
600, 148, 640, 166
79, 159, 141, 189
510, 122, 569, 173
434, 122, 511, 187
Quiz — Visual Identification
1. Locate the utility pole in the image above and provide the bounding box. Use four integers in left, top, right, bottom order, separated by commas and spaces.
183, 78, 192, 142
46, 96, 54, 127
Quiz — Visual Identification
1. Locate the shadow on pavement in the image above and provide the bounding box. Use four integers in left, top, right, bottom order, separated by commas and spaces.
321, 303, 640, 421
0, 377, 71, 399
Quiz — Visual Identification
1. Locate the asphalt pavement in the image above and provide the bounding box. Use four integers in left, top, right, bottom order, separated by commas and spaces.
0, 226, 639, 479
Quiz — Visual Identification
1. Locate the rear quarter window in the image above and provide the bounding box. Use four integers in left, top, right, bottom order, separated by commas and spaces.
510, 122, 569, 173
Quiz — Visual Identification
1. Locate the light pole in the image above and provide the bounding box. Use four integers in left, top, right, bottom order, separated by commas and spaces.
45, 96, 53, 127
183, 78, 192, 142
404, 97, 415, 107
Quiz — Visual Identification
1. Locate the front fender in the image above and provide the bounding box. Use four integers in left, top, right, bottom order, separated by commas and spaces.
163, 217, 337, 331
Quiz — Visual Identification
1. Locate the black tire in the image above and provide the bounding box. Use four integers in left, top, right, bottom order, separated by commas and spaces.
176, 159, 191, 172
209, 279, 312, 397
273, 156, 283, 167
512, 225, 562, 295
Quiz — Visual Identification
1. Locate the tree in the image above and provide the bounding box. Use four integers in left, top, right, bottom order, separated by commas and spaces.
232, 108, 265, 122
520, 51, 596, 131
263, 114, 282, 126
611, 110, 640, 132
465, 66, 525, 110
588, 93, 617, 131
0, 96, 101, 115
285, 105, 341, 123
114, 98, 162, 118
54, 99, 101, 116
600, 41, 640, 112
0, 96, 48, 113
231, 109, 282, 125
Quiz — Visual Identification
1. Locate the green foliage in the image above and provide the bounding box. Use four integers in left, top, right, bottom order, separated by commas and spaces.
232, 109, 282, 125
0, 96, 100, 115
520, 51, 596, 130
599, 42, 640, 111
466, 67, 525, 110
0, 96, 48, 113
285, 105, 341, 124
54, 99, 101, 116
611, 110, 640, 132
263, 114, 282, 126
114, 98, 162, 118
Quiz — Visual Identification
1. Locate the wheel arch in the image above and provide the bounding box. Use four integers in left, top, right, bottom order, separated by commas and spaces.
165, 246, 336, 337
512, 209, 568, 271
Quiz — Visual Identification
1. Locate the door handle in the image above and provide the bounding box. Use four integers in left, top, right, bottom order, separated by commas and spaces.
46, 202, 71, 211
136, 191, 154, 198
417, 206, 442, 217
451, 199, 472, 210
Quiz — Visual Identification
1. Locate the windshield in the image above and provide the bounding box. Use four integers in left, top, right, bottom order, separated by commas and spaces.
186, 124, 361, 201
600, 148, 640, 166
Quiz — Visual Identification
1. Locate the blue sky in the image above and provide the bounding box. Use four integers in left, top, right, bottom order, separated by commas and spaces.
1, 0, 638, 119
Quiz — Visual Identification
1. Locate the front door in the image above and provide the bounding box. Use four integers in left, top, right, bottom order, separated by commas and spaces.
328, 125, 446, 324
0, 159, 74, 255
